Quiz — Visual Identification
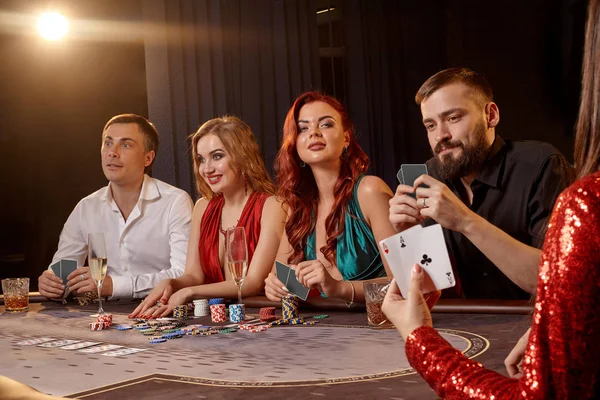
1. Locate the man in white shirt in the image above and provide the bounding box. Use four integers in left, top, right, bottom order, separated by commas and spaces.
38, 114, 193, 301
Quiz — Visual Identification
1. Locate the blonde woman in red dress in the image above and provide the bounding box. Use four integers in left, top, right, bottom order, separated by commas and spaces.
131, 116, 286, 318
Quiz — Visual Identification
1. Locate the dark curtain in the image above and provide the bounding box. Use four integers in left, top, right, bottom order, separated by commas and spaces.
142, 0, 320, 197
339, 0, 585, 190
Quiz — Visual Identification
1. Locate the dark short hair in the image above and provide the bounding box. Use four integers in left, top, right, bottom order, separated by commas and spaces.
415, 68, 494, 106
103, 114, 159, 175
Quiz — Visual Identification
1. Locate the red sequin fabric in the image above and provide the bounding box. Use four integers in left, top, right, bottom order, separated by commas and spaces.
405, 173, 600, 399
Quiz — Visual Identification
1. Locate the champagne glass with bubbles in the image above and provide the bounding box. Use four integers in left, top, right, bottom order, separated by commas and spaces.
226, 227, 248, 304
88, 233, 108, 315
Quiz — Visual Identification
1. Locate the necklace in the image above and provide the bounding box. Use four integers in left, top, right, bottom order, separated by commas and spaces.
219, 218, 239, 236
219, 192, 251, 236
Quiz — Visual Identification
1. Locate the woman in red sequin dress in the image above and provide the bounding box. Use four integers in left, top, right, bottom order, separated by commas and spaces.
382, 2, 600, 398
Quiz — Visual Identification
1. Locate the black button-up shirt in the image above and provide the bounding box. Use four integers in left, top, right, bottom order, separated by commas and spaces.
426, 135, 573, 299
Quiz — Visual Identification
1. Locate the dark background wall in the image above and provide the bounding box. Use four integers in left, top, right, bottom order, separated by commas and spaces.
0, 0, 587, 291
0, 0, 148, 288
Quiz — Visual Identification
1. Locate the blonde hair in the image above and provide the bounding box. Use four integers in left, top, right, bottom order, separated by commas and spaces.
191, 116, 275, 199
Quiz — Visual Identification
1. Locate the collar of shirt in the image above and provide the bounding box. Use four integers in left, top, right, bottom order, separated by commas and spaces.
98, 174, 161, 207
446, 134, 507, 191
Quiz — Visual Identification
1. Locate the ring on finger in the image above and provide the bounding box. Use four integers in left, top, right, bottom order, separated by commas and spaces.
80, 274, 85, 282
420, 197, 427, 208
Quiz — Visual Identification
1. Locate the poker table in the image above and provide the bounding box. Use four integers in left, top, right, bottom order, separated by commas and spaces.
0, 294, 531, 399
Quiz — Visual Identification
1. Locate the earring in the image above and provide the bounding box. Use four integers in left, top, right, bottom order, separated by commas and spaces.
340, 146, 349, 161
300, 161, 306, 168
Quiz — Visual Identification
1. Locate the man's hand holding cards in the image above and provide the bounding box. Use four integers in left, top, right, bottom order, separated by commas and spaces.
38, 259, 78, 300
389, 164, 430, 232
379, 224, 455, 298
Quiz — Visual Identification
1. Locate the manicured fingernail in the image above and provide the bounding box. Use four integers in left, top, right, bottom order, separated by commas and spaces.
413, 264, 422, 274
282, 286, 289, 292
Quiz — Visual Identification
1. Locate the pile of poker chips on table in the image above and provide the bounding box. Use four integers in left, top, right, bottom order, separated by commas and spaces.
89, 313, 113, 331
108, 295, 331, 343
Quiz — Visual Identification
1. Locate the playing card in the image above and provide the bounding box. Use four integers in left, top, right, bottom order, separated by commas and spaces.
400, 164, 429, 198
77, 344, 123, 354
275, 261, 310, 301
49, 259, 78, 283
60, 341, 102, 350
101, 347, 147, 357
379, 224, 455, 298
38, 339, 81, 348
396, 167, 405, 184
15, 337, 56, 346
60, 259, 77, 283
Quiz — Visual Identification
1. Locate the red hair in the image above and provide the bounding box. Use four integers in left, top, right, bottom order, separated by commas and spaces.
274, 91, 369, 266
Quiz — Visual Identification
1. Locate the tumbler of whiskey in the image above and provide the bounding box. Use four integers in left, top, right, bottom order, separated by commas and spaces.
364, 278, 392, 328
2, 278, 30, 312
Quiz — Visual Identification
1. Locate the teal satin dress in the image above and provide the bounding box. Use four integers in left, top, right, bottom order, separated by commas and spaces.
305, 175, 385, 281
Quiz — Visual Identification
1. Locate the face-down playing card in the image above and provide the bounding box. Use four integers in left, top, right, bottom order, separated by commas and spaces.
49, 259, 77, 284
379, 224, 455, 298
275, 261, 310, 301
397, 164, 429, 199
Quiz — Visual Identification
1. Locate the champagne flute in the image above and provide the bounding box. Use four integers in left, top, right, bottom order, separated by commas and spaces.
226, 227, 248, 304
88, 233, 108, 316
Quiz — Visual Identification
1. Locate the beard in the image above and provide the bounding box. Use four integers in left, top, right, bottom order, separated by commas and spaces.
433, 121, 490, 181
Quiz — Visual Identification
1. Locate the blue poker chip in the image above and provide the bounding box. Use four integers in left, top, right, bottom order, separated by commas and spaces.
208, 298, 225, 305
148, 338, 167, 344
163, 333, 183, 339
117, 324, 133, 330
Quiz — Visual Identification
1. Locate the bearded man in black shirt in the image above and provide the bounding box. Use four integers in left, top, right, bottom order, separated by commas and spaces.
389, 68, 573, 299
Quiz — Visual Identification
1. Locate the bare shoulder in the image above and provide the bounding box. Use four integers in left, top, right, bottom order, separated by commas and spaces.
192, 197, 210, 222
262, 195, 289, 219
357, 175, 394, 198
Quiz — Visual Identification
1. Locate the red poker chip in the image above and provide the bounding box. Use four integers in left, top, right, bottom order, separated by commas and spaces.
249, 327, 269, 333
89, 322, 109, 331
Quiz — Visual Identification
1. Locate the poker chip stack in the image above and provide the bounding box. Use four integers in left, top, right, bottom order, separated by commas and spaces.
210, 304, 227, 323
259, 307, 276, 322
228, 304, 245, 323
208, 298, 225, 306
281, 294, 299, 321
89, 322, 109, 331
173, 305, 188, 320
193, 299, 209, 317
97, 313, 113, 326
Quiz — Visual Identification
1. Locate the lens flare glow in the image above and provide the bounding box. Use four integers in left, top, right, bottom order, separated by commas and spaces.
37, 12, 68, 40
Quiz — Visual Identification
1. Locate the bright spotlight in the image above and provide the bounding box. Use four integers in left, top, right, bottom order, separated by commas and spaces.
37, 12, 68, 40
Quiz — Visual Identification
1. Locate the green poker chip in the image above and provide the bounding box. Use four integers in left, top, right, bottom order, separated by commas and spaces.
312, 314, 329, 319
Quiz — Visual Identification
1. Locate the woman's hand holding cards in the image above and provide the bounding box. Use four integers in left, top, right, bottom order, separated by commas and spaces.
294, 260, 339, 297
264, 272, 289, 302
382, 264, 441, 340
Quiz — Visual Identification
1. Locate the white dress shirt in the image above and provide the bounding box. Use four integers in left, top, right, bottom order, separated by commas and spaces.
49, 175, 193, 300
